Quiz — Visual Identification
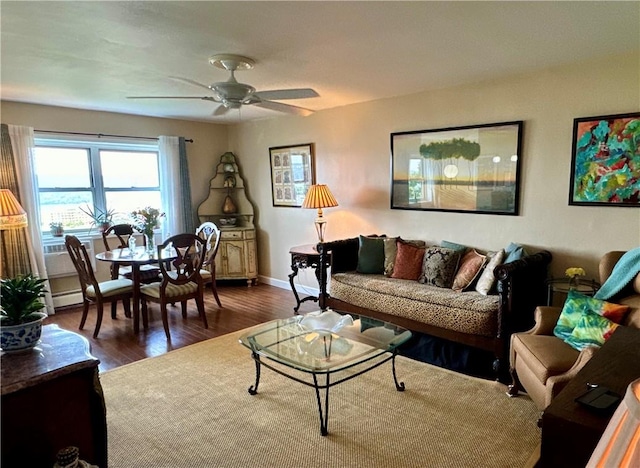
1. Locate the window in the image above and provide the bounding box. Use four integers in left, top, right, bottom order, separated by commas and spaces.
34, 137, 161, 234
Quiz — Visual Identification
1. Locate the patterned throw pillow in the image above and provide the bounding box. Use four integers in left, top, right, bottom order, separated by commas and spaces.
475, 249, 505, 295
419, 246, 461, 288
564, 309, 619, 351
390, 241, 426, 280
356, 235, 385, 274
384, 238, 427, 276
383, 237, 400, 277
452, 250, 487, 292
553, 290, 629, 340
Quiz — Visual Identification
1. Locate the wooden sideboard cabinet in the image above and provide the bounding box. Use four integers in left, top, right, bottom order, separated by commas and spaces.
1, 324, 107, 468
216, 226, 258, 286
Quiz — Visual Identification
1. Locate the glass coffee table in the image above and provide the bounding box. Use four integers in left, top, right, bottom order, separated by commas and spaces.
239, 310, 412, 435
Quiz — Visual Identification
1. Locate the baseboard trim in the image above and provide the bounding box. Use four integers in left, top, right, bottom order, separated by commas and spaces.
257, 275, 319, 296
53, 292, 83, 309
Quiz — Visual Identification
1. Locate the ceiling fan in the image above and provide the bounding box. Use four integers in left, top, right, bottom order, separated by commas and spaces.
128, 54, 319, 117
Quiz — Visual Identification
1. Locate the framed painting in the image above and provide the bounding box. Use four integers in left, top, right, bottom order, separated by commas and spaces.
391, 121, 523, 215
270, 143, 315, 207
569, 112, 640, 207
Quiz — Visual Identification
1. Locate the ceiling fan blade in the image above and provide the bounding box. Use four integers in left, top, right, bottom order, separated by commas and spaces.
170, 77, 214, 92
253, 88, 319, 101
127, 97, 221, 105
254, 100, 314, 117
213, 104, 230, 116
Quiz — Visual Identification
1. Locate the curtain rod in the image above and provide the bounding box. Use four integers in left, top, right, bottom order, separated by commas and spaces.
34, 129, 193, 143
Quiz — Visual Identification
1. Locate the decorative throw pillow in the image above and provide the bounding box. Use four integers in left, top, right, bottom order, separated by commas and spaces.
564, 309, 619, 351
384, 238, 426, 276
356, 235, 385, 274
475, 249, 505, 295
390, 241, 426, 280
419, 246, 461, 288
452, 249, 487, 292
441, 240, 468, 254
383, 237, 400, 277
553, 290, 630, 340
503, 242, 528, 264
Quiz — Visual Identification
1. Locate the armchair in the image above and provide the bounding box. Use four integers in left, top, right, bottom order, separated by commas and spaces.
508, 251, 640, 411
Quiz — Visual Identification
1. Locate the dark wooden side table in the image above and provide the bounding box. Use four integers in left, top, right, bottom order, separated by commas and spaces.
539, 326, 640, 467
1, 324, 107, 468
289, 244, 331, 313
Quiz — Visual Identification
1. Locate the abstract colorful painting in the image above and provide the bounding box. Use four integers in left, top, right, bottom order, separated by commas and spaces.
569, 112, 640, 207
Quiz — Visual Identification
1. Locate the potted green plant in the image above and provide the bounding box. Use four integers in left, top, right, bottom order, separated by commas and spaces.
79, 205, 115, 233
0, 273, 48, 352
49, 221, 64, 237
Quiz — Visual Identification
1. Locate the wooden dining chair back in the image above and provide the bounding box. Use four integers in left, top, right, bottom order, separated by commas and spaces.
195, 221, 222, 307
65, 235, 134, 338
140, 233, 208, 340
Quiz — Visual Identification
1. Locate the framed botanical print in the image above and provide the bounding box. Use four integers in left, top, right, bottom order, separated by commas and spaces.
569, 112, 640, 207
391, 121, 523, 215
269, 143, 315, 207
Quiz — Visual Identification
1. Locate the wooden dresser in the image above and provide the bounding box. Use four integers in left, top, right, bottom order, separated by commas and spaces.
1, 325, 107, 467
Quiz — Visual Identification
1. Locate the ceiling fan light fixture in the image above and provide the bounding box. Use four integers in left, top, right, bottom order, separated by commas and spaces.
208, 54, 255, 71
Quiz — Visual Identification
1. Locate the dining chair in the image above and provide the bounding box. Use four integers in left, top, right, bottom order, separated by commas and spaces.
140, 233, 208, 340
65, 235, 135, 338
195, 221, 223, 307
102, 223, 161, 318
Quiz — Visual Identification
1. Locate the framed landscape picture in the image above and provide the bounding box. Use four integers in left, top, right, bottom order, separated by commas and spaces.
569, 112, 640, 207
391, 121, 523, 215
269, 143, 315, 207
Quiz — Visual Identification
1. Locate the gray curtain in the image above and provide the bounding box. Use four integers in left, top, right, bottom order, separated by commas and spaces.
178, 137, 195, 233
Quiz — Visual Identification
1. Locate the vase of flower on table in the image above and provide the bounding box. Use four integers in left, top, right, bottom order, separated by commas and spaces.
130, 207, 165, 254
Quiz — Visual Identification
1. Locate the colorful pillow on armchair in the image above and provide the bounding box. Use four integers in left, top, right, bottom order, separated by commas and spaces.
553, 290, 629, 340
564, 309, 619, 351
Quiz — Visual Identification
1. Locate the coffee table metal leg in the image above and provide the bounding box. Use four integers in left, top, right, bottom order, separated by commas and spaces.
248, 352, 261, 395
392, 351, 405, 391
312, 373, 330, 436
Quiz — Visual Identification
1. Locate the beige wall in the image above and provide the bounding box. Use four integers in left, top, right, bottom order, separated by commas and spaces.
2, 51, 639, 295
229, 52, 640, 289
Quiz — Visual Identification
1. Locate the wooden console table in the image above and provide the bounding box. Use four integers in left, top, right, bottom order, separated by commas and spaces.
289, 244, 331, 313
1, 324, 107, 468
539, 325, 640, 467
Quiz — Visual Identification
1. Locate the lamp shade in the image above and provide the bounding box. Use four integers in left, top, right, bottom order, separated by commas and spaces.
302, 185, 338, 209
0, 189, 28, 230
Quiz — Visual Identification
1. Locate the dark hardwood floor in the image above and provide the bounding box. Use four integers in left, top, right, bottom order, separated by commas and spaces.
45, 282, 320, 372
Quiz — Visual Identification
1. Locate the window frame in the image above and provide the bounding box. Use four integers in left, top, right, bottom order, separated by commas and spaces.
34, 135, 161, 236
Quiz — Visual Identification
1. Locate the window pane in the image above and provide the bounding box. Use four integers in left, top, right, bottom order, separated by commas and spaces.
34, 147, 90, 188
100, 151, 159, 187
106, 191, 162, 224
39, 191, 94, 231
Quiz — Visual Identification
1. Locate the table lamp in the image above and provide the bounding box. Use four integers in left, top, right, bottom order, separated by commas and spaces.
0, 189, 28, 230
302, 184, 338, 243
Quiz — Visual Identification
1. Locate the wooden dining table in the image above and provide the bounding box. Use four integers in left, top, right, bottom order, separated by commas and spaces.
95, 246, 176, 333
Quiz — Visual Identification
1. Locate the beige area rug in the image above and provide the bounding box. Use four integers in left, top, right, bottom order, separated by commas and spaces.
101, 330, 540, 467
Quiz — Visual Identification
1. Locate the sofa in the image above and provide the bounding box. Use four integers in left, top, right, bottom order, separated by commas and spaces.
508, 250, 640, 410
317, 236, 552, 379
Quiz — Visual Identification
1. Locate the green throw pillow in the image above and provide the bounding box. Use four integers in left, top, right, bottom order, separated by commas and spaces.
356, 235, 385, 274
553, 290, 630, 340
564, 310, 619, 351
441, 240, 468, 253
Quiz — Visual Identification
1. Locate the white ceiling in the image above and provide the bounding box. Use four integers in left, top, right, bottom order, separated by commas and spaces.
2, 1, 638, 124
